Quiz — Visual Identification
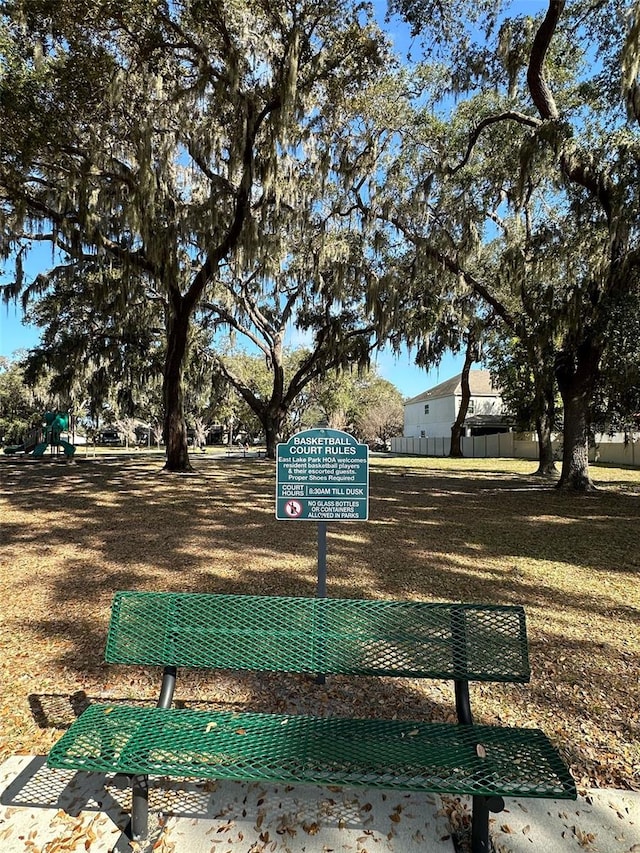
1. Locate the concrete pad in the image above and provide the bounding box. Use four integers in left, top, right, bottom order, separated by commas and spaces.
3, 755, 639, 852
0, 755, 455, 852
491, 790, 640, 853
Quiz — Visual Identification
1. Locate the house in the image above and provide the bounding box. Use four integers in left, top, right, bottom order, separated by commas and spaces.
403, 369, 510, 439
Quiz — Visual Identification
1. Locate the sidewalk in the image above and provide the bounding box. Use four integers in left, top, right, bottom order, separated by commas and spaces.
0, 755, 454, 852
491, 789, 640, 853
1, 755, 639, 852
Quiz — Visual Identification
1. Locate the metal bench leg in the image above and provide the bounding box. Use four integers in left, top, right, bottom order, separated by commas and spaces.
471, 794, 504, 853
129, 775, 149, 841
126, 664, 176, 840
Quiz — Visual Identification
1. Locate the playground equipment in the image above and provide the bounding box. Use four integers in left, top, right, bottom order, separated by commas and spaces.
3, 412, 76, 459
2, 426, 40, 456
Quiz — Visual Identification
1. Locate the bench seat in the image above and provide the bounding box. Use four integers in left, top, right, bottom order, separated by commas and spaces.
48, 703, 574, 800
47, 592, 576, 851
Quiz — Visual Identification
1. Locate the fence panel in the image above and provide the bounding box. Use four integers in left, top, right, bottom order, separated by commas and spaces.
390, 435, 639, 467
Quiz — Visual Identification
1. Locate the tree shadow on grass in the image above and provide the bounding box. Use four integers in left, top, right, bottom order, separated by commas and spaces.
2, 453, 639, 656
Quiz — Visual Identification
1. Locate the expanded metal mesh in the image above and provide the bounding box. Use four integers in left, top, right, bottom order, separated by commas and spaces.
105, 592, 530, 682
48, 704, 576, 800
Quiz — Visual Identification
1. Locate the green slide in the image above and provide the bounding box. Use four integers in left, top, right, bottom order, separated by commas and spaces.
58, 439, 76, 458
3, 431, 39, 455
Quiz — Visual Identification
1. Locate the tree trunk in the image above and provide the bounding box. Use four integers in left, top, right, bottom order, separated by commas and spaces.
263, 406, 287, 460
163, 303, 192, 473
262, 341, 287, 460
527, 341, 558, 477
532, 366, 557, 477
557, 391, 593, 490
534, 410, 557, 477
449, 337, 475, 458
264, 419, 278, 460
555, 342, 600, 491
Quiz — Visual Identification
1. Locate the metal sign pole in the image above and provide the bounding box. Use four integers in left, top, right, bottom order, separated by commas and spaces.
317, 521, 327, 599
316, 520, 328, 685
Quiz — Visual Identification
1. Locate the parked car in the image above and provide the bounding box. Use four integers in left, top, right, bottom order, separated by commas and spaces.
99, 430, 122, 446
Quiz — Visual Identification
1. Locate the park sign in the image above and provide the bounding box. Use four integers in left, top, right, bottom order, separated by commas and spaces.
276, 428, 369, 521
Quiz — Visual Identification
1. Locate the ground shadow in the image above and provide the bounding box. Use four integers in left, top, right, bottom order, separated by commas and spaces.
1, 454, 639, 792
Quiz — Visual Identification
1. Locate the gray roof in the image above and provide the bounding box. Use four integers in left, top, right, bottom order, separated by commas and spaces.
405, 369, 499, 404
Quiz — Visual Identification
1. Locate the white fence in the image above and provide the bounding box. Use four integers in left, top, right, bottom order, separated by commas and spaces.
390, 433, 640, 467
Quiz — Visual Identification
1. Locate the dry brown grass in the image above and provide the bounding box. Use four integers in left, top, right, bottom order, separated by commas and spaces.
1, 450, 638, 793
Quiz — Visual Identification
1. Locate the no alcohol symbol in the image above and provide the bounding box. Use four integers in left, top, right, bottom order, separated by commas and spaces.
284, 499, 303, 518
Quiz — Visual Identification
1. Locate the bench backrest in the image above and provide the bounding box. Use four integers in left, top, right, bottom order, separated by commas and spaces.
105, 591, 530, 683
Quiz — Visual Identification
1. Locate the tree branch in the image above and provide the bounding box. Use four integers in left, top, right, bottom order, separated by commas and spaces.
526, 0, 563, 120
448, 111, 541, 175
213, 356, 264, 415
200, 299, 271, 357
526, 0, 613, 221
389, 213, 517, 329
184, 92, 282, 315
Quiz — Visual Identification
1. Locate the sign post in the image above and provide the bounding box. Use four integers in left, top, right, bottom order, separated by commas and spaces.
276, 428, 369, 684
317, 521, 327, 599
276, 428, 369, 590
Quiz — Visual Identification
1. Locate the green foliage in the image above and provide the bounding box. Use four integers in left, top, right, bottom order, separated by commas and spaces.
484, 332, 543, 431
4, 0, 640, 481
376, 0, 640, 488
0, 0, 390, 468
21, 263, 165, 425
301, 365, 404, 443
0, 355, 45, 444
212, 351, 404, 444
592, 281, 640, 434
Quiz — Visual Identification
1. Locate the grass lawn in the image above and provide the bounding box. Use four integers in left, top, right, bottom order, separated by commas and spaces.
0, 451, 638, 794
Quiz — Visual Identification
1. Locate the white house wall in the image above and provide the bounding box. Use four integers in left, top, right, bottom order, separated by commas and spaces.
404, 394, 503, 439
404, 395, 455, 438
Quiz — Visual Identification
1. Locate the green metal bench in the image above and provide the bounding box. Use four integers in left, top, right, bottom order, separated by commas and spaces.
47, 591, 576, 852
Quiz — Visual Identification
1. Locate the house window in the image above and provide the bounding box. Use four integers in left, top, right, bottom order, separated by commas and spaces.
420, 430, 426, 438
467, 400, 475, 414
424, 404, 430, 414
